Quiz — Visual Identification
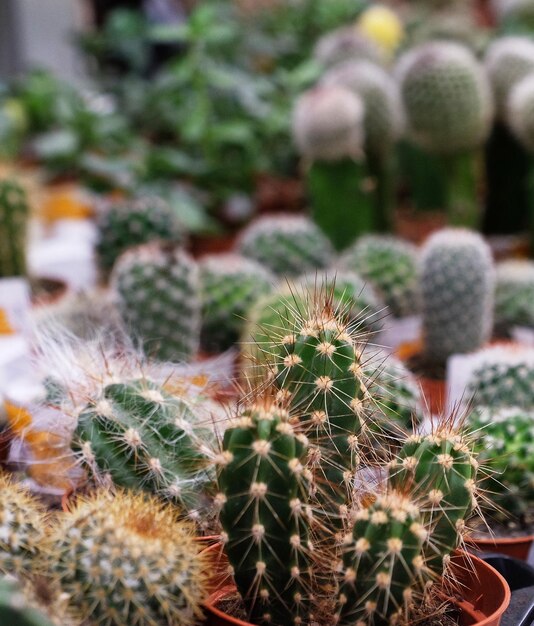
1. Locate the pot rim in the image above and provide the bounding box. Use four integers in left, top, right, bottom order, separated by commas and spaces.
468, 534, 534, 546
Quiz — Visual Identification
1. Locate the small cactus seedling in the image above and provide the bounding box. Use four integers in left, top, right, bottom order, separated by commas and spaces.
96, 195, 184, 274
494, 260, 534, 334
111, 241, 201, 362
237, 215, 334, 277
341, 235, 420, 318
47, 490, 208, 626
420, 229, 494, 365
199, 253, 274, 353
217, 398, 313, 626
0, 178, 30, 278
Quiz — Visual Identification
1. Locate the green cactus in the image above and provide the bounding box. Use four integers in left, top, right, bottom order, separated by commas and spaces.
494, 260, 534, 334
314, 26, 381, 68
74, 378, 214, 514
0, 578, 57, 626
217, 399, 312, 626
111, 241, 201, 362
96, 195, 184, 274
420, 229, 494, 365
47, 490, 208, 626
199, 253, 274, 353
336, 491, 428, 626
0, 179, 30, 278
508, 74, 534, 152
238, 215, 334, 277
341, 235, 420, 318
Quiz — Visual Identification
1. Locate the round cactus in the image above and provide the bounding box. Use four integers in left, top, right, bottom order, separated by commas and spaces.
96, 196, 184, 274
314, 26, 381, 68
47, 490, 208, 626
341, 235, 420, 318
508, 73, 534, 152
484, 36, 534, 117
237, 215, 334, 278
111, 241, 201, 362
0, 178, 30, 278
495, 260, 534, 333
397, 41, 493, 155
420, 229, 495, 364
199, 253, 274, 353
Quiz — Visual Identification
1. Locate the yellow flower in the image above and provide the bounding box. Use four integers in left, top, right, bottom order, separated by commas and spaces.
357, 5, 404, 57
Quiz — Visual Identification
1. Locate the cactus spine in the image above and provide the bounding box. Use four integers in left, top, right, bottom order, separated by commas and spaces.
0, 179, 30, 278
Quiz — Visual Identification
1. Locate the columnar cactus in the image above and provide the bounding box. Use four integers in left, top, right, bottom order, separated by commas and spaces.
494, 260, 534, 333
111, 241, 201, 361
237, 215, 334, 277
199, 254, 275, 353
508, 73, 534, 152
74, 378, 214, 513
47, 490, 208, 626
0, 179, 30, 278
341, 235, 420, 318
96, 195, 184, 274
314, 26, 381, 68
217, 398, 313, 626
420, 229, 494, 365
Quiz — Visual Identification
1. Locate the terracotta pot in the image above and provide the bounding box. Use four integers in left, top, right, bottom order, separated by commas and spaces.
199, 541, 232, 595
467, 535, 534, 562
189, 233, 237, 259
394, 208, 447, 245
203, 552, 510, 626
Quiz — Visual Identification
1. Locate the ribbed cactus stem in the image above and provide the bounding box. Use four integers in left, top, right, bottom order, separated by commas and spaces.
0, 179, 29, 278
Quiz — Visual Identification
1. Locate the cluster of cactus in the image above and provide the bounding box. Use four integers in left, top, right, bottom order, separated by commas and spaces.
420, 229, 494, 365
96, 195, 184, 274
341, 235, 420, 318
238, 215, 334, 277
0, 178, 30, 278
494, 260, 534, 333
508, 73, 534, 152
111, 241, 201, 361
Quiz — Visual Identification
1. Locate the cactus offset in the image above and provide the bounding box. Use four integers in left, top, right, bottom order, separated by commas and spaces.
494, 260, 534, 334
0, 179, 30, 278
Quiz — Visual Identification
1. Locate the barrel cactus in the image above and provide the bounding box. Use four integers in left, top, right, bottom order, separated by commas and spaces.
47, 490, 208, 626
199, 254, 274, 353
96, 195, 184, 274
0, 179, 30, 278
111, 241, 201, 362
341, 235, 420, 318
420, 229, 494, 365
494, 260, 534, 333
237, 215, 334, 277
508, 73, 534, 151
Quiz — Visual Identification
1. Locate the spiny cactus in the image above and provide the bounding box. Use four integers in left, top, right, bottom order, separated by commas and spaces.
420, 229, 494, 365
0, 577, 57, 626
237, 215, 334, 277
0, 474, 46, 578
199, 253, 274, 353
508, 73, 534, 152
314, 26, 381, 68
96, 195, 184, 274
74, 378, 214, 514
47, 490, 208, 626
111, 241, 201, 361
485, 36, 534, 117
341, 235, 420, 318
0, 179, 30, 278
336, 491, 428, 626
495, 260, 534, 334
216, 398, 313, 626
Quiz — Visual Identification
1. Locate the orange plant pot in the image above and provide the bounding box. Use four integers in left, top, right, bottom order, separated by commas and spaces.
468, 535, 534, 562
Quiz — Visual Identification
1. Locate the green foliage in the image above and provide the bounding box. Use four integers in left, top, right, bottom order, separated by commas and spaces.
0, 179, 29, 278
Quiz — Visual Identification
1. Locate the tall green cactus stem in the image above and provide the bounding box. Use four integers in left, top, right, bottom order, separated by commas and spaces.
217, 399, 312, 626
336, 492, 428, 626
494, 260, 534, 334
0, 578, 56, 626
389, 431, 478, 577
111, 241, 201, 361
199, 254, 274, 353
47, 490, 208, 626
0, 179, 30, 278
420, 229, 494, 365
75, 378, 213, 514
293, 86, 374, 250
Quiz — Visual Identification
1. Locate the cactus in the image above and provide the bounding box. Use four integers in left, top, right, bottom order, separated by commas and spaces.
0, 474, 46, 578
217, 398, 313, 626
0, 577, 57, 626
0, 179, 30, 278
199, 253, 274, 353
396, 42, 493, 226
484, 36, 534, 117
420, 229, 494, 365
293, 86, 374, 249
508, 73, 534, 151
237, 215, 334, 277
96, 195, 184, 274
341, 235, 419, 318
494, 260, 534, 334
74, 378, 214, 514
111, 241, 201, 361
336, 491, 428, 626
314, 26, 381, 68
47, 490, 208, 626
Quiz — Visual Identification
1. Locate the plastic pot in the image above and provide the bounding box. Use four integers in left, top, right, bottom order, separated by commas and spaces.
468, 535, 534, 562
